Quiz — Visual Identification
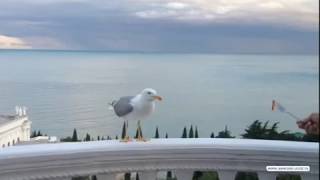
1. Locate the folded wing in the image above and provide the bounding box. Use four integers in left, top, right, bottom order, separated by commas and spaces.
112, 96, 134, 117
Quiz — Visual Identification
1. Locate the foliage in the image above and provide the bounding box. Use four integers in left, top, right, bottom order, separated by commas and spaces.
72, 128, 78, 142
30, 130, 37, 138
37, 130, 43, 137
242, 120, 319, 142
155, 126, 160, 138
172, 171, 301, 180
195, 126, 199, 138
276, 174, 301, 180
235, 172, 258, 180
72, 176, 90, 180
182, 126, 187, 138
60, 136, 73, 142
124, 173, 131, 180
302, 134, 319, 142
166, 171, 173, 179
189, 125, 194, 138
196, 172, 218, 180
242, 120, 282, 139
193, 171, 203, 180
216, 126, 235, 138
30, 130, 43, 138
84, 133, 91, 141
210, 132, 215, 138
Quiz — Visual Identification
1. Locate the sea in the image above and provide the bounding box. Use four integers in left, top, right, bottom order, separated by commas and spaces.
0, 50, 318, 139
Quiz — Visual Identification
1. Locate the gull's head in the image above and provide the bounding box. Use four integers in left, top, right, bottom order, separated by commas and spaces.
140, 88, 162, 101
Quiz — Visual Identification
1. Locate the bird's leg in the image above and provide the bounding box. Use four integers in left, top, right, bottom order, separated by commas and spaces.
121, 120, 131, 142
137, 120, 142, 141
125, 120, 132, 141
136, 120, 146, 142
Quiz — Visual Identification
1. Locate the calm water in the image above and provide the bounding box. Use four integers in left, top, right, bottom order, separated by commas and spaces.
0, 50, 318, 138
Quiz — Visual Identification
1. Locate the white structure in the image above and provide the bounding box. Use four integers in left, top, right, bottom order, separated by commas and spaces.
18, 136, 59, 145
0, 138, 318, 180
0, 106, 31, 148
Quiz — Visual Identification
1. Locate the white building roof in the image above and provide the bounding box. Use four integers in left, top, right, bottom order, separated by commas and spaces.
0, 115, 16, 126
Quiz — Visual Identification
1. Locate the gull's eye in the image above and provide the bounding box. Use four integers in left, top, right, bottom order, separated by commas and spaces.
147, 92, 152, 95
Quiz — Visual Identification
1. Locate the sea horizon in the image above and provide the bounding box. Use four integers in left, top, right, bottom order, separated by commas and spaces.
0, 49, 318, 56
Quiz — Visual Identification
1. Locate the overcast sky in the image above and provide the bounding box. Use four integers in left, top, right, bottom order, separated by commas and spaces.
0, 0, 318, 53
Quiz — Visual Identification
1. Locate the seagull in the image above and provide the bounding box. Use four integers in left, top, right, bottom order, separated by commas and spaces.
110, 88, 162, 141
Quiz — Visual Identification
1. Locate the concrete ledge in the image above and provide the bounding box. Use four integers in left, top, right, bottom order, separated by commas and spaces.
0, 138, 318, 180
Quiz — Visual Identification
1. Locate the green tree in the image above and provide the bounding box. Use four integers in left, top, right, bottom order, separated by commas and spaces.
193, 171, 203, 180
241, 120, 306, 141
302, 134, 319, 142
84, 133, 91, 141
165, 133, 168, 138
31, 130, 37, 138
72, 128, 78, 142
97, 136, 100, 141
210, 132, 215, 138
124, 173, 131, 180
166, 171, 173, 179
72, 177, 90, 180
216, 126, 235, 138
189, 125, 194, 138
60, 136, 72, 142
242, 120, 266, 139
277, 174, 301, 180
37, 130, 42, 137
181, 126, 187, 138
197, 172, 218, 180
154, 126, 160, 138
235, 172, 258, 180
195, 126, 199, 138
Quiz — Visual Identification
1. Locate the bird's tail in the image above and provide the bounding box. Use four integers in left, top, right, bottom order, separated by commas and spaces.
108, 100, 116, 110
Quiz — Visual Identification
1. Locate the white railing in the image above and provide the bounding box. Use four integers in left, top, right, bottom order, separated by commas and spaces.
0, 138, 318, 180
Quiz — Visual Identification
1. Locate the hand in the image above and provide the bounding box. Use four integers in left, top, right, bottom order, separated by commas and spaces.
297, 113, 319, 135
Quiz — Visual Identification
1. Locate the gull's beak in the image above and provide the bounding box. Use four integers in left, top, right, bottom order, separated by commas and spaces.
153, 95, 162, 101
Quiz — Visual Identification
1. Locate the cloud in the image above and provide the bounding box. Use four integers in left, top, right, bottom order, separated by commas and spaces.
133, 0, 318, 29
0, 0, 317, 53
23, 36, 66, 49
0, 35, 31, 49
166, 2, 189, 10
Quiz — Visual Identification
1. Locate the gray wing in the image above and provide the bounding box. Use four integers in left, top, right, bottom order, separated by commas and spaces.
112, 96, 134, 117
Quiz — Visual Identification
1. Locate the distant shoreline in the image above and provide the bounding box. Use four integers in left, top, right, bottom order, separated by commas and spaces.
0, 48, 318, 56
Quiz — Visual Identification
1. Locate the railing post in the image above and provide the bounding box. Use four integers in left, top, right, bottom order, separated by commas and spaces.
174, 170, 194, 180
217, 170, 236, 180
258, 172, 277, 180
138, 171, 157, 180
96, 173, 116, 180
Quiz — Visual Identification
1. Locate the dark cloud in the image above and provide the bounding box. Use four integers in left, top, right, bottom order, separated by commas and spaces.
0, 0, 318, 53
